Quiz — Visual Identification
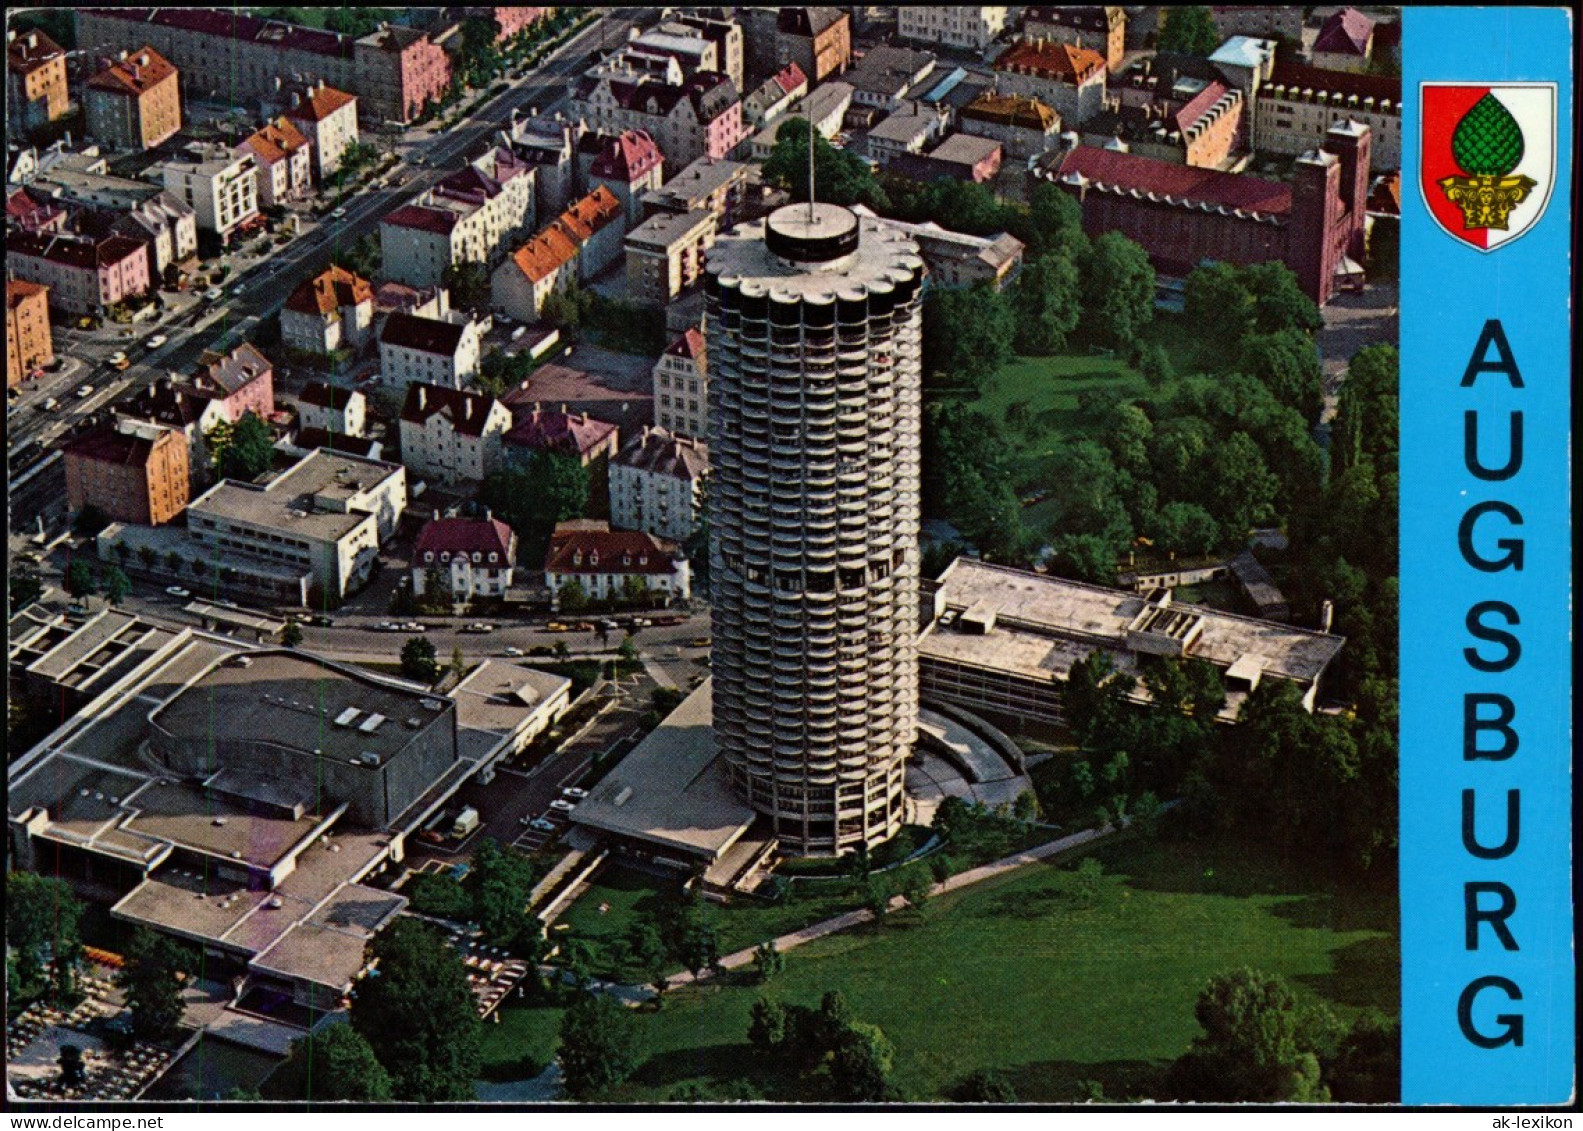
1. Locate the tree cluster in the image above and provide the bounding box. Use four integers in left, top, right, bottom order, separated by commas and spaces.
349, 919, 482, 1102
7, 873, 84, 1005
481, 453, 590, 563
118, 928, 191, 1042
206, 410, 275, 481
1168, 969, 1399, 1102
748, 990, 901, 1101
763, 117, 888, 210
463, 837, 549, 956
557, 991, 647, 1099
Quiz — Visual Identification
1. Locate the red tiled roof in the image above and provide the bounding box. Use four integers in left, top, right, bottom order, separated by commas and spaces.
381, 204, 458, 235
1053, 146, 1292, 215
86, 45, 178, 96
413, 517, 516, 562
1265, 61, 1399, 105
287, 82, 357, 121
7, 278, 50, 306
400, 382, 503, 438
6, 187, 62, 228
504, 404, 617, 458
774, 62, 809, 95
589, 129, 663, 182
240, 117, 310, 166
1313, 7, 1374, 56
545, 526, 680, 576
285, 264, 373, 317
8, 28, 66, 74
506, 187, 624, 284
1173, 80, 1230, 134
995, 39, 1106, 83
665, 327, 705, 361
556, 185, 623, 241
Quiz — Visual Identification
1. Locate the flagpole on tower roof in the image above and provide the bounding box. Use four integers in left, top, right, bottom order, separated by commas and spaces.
808, 112, 816, 221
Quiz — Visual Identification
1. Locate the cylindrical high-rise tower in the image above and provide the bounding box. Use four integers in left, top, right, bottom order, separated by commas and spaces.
706, 202, 925, 856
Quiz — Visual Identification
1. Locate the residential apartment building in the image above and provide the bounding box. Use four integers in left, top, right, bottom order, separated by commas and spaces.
186, 449, 407, 601
5, 186, 66, 234
297, 381, 367, 438
503, 402, 619, 468
499, 112, 584, 217
665, 12, 745, 90
282, 265, 375, 356
641, 155, 752, 226
585, 129, 666, 229
186, 342, 276, 424
1210, 6, 1305, 45
7, 28, 71, 134
625, 209, 716, 307
865, 102, 948, 167
741, 62, 808, 131
22, 157, 198, 274
993, 38, 1108, 125
63, 418, 190, 527
285, 82, 360, 181
379, 147, 536, 287
1022, 7, 1126, 69
651, 327, 706, 439
398, 382, 512, 484
572, 64, 747, 171
84, 46, 182, 151
378, 311, 483, 390
746, 7, 850, 85
411, 516, 517, 601
959, 91, 1062, 158
545, 521, 690, 607
6, 280, 53, 387
160, 144, 260, 244
75, 8, 451, 126
610, 427, 708, 543
1255, 63, 1400, 172
6, 232, 150, 316
898, 7, 1009, 52
490, 186, 625, 321
846, 45, 938, 113
237, 117, 313, 208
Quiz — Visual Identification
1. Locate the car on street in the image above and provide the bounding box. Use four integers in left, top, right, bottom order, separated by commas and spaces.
376, 620, 397, 631
503, 646, 524, 657
403, 621, 426, 632
548, 799, 576, 813
166, 586, 191, 598
145, 334, 168, 350
462, 622, 494, 633
330, 207, 347, 220
42, 396, 59, 411
108, 351, 129, 369
599, 618, 619, 631
631, 617, 652, 628
561, 787, 588, 800
691, 636, 712, 647
545, 621, 571, 633
307, 614, 334, 627
574, 621, 595, 632
203, 287, 223, 302
75, 384, 95, 399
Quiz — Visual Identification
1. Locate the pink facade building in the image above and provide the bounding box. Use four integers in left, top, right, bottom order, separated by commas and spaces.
356, 24, 452, 124
185, 342, 276, 424
6, 231, 150, 315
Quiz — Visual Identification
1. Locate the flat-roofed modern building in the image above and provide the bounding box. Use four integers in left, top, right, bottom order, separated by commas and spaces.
185, 448, 407, 603
918, 558, 1345, 725
706, 203, 925, 855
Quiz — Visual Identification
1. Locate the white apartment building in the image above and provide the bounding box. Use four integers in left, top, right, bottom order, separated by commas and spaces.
297, 382, 367, 438
898, 6, 1009, 52
544, 522, 691, 608
652, 327, 707, 439
285, 82, 360, 182
411, 515, 518, 601
610, 427, 708, 543
159, 143, 259, 243
398, 382, 513, 484
282, 265, 375, 357
186, 449, 407, 601
379, 147, 536, 287
236, 116, 313, 209
378, 312, 483, 390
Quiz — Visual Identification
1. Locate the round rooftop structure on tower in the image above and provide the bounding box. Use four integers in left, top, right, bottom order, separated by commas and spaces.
764, 202, 861, 262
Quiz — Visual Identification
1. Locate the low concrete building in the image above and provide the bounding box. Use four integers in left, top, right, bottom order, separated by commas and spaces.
411, 515, 517, 602
186, 448, 408, 604
544, 520, 690, 608
652, 327, 707, 439
865, 101, 948, 167
625, 208, 717, 307
398, 382, 512, 484
609, 426, 708, 543
641, 155, 753, 226
296, 381, 367, 438
918, 558, 1345, 725
378, 311, 483, 390
449, 660, 571, 771
850, 205, 1024, 291
282, 265, 375, 357
889, 132, 1003, 184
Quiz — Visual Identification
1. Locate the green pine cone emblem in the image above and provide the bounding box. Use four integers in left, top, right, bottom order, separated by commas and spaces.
1452, 94, 1525, 177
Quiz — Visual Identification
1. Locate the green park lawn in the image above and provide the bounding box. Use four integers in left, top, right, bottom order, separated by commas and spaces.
491, 832, 1397, 1102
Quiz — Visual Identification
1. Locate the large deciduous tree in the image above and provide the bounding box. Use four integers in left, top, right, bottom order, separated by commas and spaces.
557, 992, 647, 1099
1081, 233, 1155, 352
286, 1023, 394, 1102
1168, 969, 1329, 1102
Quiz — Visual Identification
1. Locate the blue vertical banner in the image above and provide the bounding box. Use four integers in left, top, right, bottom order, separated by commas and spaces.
1400, 6, 1575, 1106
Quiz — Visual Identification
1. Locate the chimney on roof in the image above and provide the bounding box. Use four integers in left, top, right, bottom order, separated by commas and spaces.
433, 508, 440, 521
418, 387, 426, 410
485, 508, 492, 522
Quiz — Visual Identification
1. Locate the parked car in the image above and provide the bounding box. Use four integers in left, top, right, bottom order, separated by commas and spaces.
42, 397, 59, 412
548, 799, 576, 813
203, 287, 223, 302
561, 787, 588, 800
462, 622, 494, 634
404, 621, 426, 632
330, 206, 347, 220
574, 621, 595, 632
691, 636, 712, 647
529, 818, 555, 833
107, 351, 129, 369
166, 586, 191, 598
376, 620, 397, 631
545, 621, 571, 633
503, 646, 524, 657
145, 334, 168, 350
